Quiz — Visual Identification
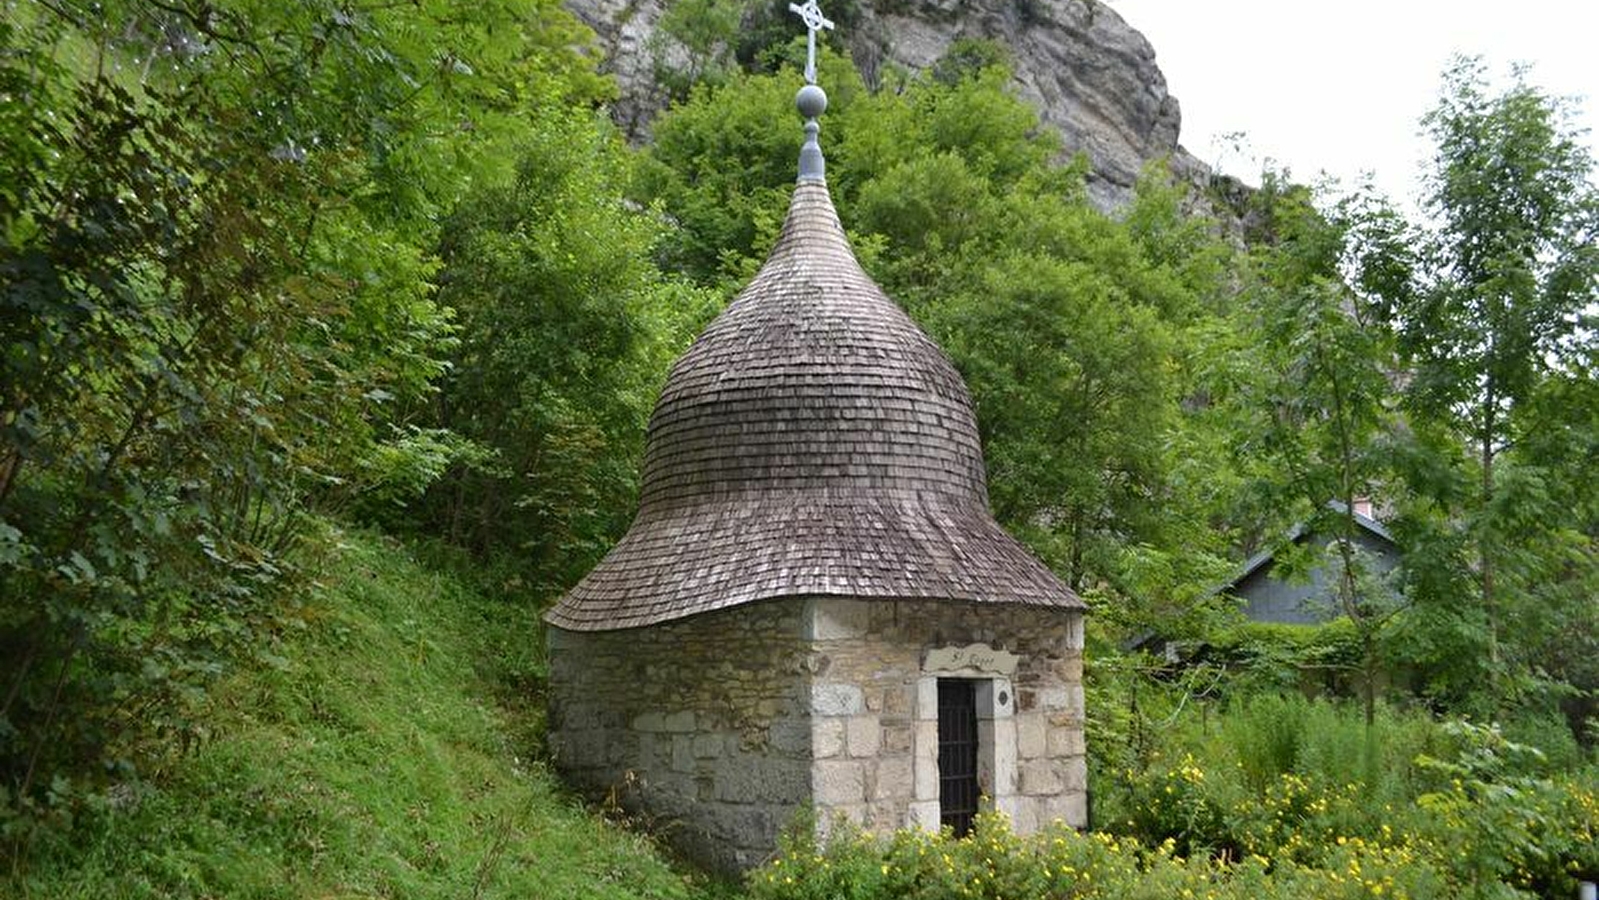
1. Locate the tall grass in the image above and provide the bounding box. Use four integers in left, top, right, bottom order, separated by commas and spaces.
9, 527, 726, 899
1089, 669, 1597, 896
1198, 693, 1447, 801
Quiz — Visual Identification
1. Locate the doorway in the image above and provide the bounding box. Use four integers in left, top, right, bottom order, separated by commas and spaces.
936, 678, 980, 836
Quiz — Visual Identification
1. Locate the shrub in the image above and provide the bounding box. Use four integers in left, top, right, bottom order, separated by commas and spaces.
1084, 687, 1597, 899
746, 811, 1460, 900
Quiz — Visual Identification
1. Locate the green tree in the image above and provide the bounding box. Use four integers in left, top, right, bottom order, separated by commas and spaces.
428, 107, 717, 591
1234, 176, 1408, 723
942, 248, 1178, 593
1365, 58, 1598, 712
653, 0, 746, 97
0, 0, 606, 842
639, 49, 869, 286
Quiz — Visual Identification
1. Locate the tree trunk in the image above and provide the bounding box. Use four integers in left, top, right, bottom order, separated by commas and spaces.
1067, 508, 1084, 592
1363, 631, 1377, 727
1480, 398, 1499, 709
1323, 347, 1376, 728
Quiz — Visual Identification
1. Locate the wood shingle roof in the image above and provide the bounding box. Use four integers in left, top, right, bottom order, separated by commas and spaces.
545, 180, 1082, 631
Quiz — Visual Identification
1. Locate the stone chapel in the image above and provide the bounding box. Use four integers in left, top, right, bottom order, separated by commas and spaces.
545, 37, 1087, 872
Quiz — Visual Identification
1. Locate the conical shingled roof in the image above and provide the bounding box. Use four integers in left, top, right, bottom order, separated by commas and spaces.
544, 180, 1083, 631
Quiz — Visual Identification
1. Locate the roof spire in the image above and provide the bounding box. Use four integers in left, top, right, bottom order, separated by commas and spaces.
788, 0, 833, 182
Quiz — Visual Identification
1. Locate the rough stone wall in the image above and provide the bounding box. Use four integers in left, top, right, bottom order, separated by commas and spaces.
546, 600, 813, 872
548, 595, 1086, 872
806, 597, 1086, 835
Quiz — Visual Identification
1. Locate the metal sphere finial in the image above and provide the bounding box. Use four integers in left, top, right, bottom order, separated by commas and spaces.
796, 84, 828, 120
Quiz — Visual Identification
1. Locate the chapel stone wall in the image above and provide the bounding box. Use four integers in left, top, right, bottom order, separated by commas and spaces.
548, 595, 1086, 872
546, 600, 812, 872
805, 598, 1086, 836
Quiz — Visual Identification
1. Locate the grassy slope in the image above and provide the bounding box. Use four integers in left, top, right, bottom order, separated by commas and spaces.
15, 529, 724, 900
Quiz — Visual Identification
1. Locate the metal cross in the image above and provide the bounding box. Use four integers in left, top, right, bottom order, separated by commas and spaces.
787, 0, 834, 85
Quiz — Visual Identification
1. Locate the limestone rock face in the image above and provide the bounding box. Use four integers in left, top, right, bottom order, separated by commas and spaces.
563, 0, 1210, 209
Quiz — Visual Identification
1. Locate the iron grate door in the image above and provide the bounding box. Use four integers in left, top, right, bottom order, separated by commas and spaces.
937, 679, 980, 837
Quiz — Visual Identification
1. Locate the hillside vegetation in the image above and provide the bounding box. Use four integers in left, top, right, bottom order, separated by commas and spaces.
2, 0, 1595, 897
8, 526, 1596, 899
11, 528, 722, 899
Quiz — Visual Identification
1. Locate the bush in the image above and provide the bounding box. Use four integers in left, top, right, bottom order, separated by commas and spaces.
1409, 721, 1599, 894
746, 811, 1457, 900
749, 771, 1596, 900
1100, 700, 1599, 895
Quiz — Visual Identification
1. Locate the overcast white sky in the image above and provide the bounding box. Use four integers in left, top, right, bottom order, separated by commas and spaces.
1107, 0, 1599, 207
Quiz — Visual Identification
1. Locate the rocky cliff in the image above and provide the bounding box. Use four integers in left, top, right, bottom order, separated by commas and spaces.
564, 0, 1209, 209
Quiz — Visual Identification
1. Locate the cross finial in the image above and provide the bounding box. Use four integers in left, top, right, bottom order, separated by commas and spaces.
787, 0, 834, 86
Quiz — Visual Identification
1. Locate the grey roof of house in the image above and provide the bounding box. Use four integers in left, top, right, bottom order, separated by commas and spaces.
544, 179, 1083, 631
1224, 500, 1396, 592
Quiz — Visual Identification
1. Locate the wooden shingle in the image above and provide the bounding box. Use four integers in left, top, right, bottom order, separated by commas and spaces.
545, 181, 1082, 631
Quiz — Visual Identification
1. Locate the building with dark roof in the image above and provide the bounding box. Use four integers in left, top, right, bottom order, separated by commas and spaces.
545, 46, 1086, 872
1223, 500, 1400, 626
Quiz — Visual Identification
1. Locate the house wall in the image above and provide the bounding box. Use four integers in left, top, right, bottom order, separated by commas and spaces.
1235, 531, 1400, 625
548, 596, 1088, 874
805, 598, 1087, 836
546, 600, 813, 872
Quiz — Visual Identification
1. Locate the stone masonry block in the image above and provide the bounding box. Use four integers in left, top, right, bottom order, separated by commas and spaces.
882, 724, 913, 755
769, 718, 811, 755
1063, 755, 1088, 792
1016, 715, 1046, 759
806, 597, 870, 640
907, 800, 940, 831
989, 719, 1016, 795
866, 799, 902, 831
719, 805, 775, 844
872, 756, 913, 801
812, 682, 864, 716
1056, 654, 1084, 682
915, 677, 938, 721
846, 716, 881, 757
814, 760, 866, 806
995, 794, 1035, 834
1046, 723, 1085, 757
1039, 687, 1070, 712
815, 804, 867, 839
672, 735, 694, 773
813, 718, 845, 758
1017, 759, 1063, 796
1040, 790, 1087, 828
715, 760, 807, 804
976, 679, 1014, 720
883, 683, 913, 717
914, 754, 937, 801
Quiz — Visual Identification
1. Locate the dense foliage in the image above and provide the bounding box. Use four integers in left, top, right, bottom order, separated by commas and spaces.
746, 683, 1597, 899
422, 107, 715, 593
3, 0, 1594, 892
0, 0, 659, 849
750, 756, 1597, 900
1369, 59, 1598, 717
